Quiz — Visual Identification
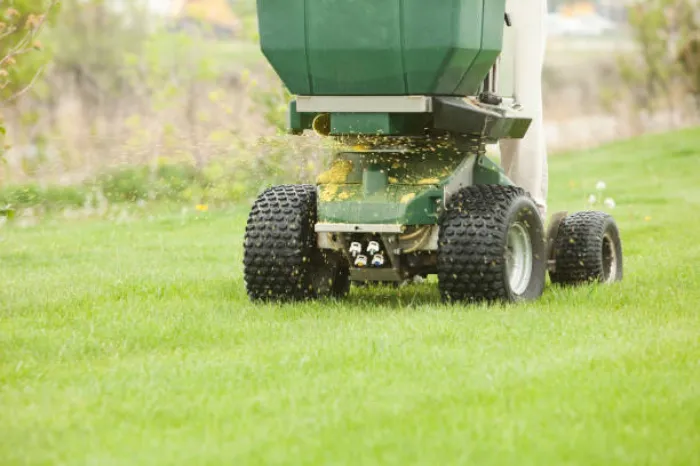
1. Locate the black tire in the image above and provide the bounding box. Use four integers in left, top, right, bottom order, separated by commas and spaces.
549, 211, 623, 286
437, 184, 547, 304
243, 184, 350, 302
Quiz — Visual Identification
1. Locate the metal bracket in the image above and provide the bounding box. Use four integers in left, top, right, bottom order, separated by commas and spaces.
296, 96, 433, 114
349, 268, 404, 282
315, 223, 405, 234
546, 211, 569, 273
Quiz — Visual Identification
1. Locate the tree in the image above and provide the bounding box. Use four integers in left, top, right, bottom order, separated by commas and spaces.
0, 0, 59, 103
674, 1, 700, 107
616, 0, 700, 125
0, 0, 60, 215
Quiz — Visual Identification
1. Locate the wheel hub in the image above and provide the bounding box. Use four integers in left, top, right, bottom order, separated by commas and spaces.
505, 222, 533, 295
602, 233, 618, 283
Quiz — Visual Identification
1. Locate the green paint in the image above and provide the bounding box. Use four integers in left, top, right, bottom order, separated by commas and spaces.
257, 0, 507, 96
315, 150, 516, 225
331, 114, 393, 136
288, 98, 531, 139
473, 155, 507, 185
256, 0, 310, 94
362, 165, 388, 197
286, 107, 430, 136
287, 101, 317, 135
315, 141, 510, 226
318, 184, 442, 225
319, 147, 466, 187
329, 113, 431, 136
453, 0, 507, 94
316, 146, 458, 225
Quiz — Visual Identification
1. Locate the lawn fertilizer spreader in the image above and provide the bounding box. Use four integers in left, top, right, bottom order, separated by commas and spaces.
243, 0, 624, 303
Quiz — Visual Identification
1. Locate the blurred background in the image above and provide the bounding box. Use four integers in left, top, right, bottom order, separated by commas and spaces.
0, 0, 698, 217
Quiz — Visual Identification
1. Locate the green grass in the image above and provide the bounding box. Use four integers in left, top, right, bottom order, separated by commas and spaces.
2, 128, 700, 465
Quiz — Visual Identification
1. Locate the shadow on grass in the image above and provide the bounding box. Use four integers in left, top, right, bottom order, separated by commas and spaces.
342, 282, 444, 309
314, 282, 525, 312
222, 280, 448, 312
224, 277, 609, 313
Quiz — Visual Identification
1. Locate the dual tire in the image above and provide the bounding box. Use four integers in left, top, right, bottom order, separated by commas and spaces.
436, 185, 623, 304
437, 185, 547, 303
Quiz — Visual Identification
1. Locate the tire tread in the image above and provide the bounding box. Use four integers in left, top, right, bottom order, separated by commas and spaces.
243, 184, 318, 301
437, 184, 541, 303
550, 211, 622, 284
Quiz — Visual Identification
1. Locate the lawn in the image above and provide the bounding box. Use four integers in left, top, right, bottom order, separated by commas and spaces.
1, 128, 699, 465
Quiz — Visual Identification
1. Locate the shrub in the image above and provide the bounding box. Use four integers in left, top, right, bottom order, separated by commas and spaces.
0, 184, 43, 207
94, 165, 150, 203
0, 184, 87, 210
42, 185, 87, 210
154, 161, 201, 201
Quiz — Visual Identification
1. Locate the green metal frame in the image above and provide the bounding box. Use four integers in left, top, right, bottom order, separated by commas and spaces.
288, 97, 531, 141
314, 136, 512, 226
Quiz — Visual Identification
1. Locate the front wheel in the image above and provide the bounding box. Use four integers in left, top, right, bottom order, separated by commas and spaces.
243, 184, 350, 302
437, 185, 547, 304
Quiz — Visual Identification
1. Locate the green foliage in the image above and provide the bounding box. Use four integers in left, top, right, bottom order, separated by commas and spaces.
617, 0, 700, 113
94, 161, 202, 204
0, 0, 59, 166
241, 66, 292, 133
0, 141, 333, 213
227, 0, 259, 41
95, 166, 151, 203
0, 0, 58, 100
0, 183, 85, 210
42, 184, 86, 208
1, 0, 289, 188
0, 183, 42, 205
155, 162, 202, 200
46, 0, 150, 98
0, 206, 15, 218
0, 163, 201, 210
121, 28, 222, 118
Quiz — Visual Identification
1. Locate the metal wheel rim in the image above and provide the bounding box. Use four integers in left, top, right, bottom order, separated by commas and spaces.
505, 222, 533, 295
602, 233, 618, 283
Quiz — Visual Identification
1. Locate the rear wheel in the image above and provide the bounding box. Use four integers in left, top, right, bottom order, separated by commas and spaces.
243, 184, 350, 302
437, 185, 547, 304
550, 211, 623, 285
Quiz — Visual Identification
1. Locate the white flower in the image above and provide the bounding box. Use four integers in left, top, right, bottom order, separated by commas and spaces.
588, 194, 597, 205
596, 181, 607, 191
604, 198, 616, 209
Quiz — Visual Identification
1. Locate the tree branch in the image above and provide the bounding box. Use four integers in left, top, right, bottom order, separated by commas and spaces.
0, 64, 45, 105
1, 0, 58, 67
1, 28, 41, 68
0, 26, 18, 43
0, 0, 59, 104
